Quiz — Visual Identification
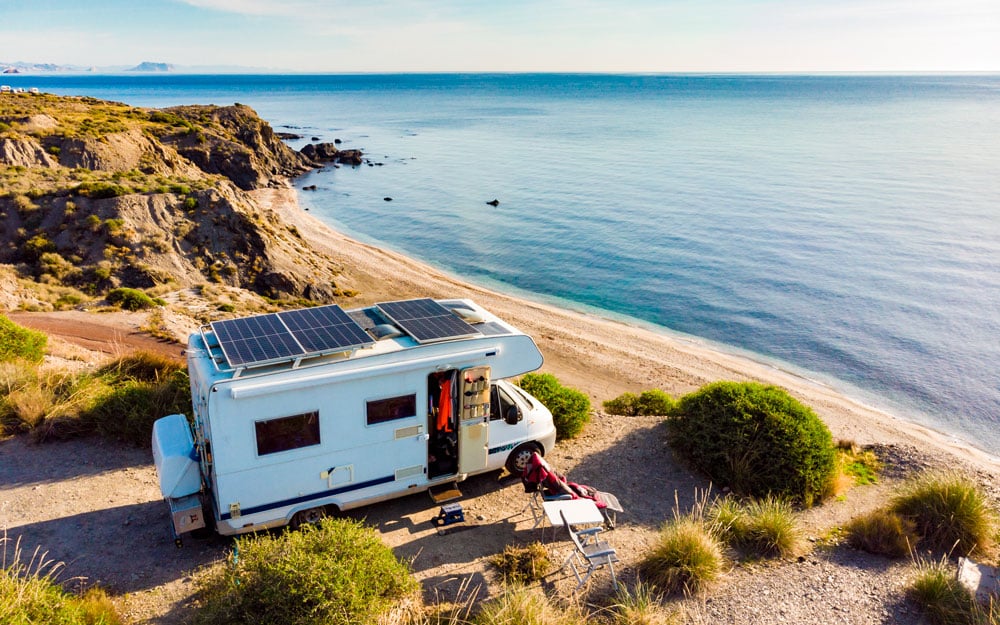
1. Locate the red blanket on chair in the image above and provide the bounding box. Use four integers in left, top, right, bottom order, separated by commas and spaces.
521, 452, 609, 509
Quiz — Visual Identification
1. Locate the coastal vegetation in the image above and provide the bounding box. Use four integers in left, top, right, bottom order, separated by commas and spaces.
891, 472, 996, 558
0, 534, 122, 625
0, 338, 189, 444
489, 542, 552, 585
846, 471, 997, 560
517, 372, 590, 440
0, 313, 47, 362
603, 388, 675, 416
707, 495, 802, 559
640, 515, 726, 595
105, 286, 165, 311
194, 518, 417, 625
910, 558, 1000, 625
666, 381, 836, 506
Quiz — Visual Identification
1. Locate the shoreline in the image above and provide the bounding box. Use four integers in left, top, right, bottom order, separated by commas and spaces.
253, 184, 1000, 475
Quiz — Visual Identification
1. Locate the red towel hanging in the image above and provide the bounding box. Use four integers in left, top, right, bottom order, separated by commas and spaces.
437, 378, 453, 432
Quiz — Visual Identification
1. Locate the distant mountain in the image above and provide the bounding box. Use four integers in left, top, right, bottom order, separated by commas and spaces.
128, 61, 175, 72
1, 60, 286, 74
1, 61, 88, 73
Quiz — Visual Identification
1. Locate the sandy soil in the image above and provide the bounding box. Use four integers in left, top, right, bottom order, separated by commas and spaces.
3, 184, 999, 624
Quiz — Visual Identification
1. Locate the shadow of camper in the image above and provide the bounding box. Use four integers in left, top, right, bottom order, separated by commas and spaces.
2, 500, 223, 594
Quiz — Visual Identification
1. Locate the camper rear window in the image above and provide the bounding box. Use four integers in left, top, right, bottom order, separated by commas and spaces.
255, 411, 320, 456
366, 394, 417, 426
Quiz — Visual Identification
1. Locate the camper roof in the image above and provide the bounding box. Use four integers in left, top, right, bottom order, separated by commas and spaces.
195, 298, 520, 376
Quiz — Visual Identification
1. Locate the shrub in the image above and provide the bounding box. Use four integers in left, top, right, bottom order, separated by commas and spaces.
106, 287, 158, 311
636, 389, 675, 415
709, 496, 801, 559
640, 516, 724, 596
489, 542, 551, 585
0, 535, 122, 625
909, 558, 999, 625
608, 582, 679, 625
518, 373, 590, 440
667, 381, 836, 506
0, 315, 47, 363
890, 472, 996, 557
845, 509, 918, 558
604, 392, 639, 415
605, 390, 674, 416
737, 496, 802, 559
24, 234, 56, 261
75, 181, 131, 199
183, 196, 198, 211
77, 368, 190, 445
195, 518, 418, 625
472, 584, 584, 625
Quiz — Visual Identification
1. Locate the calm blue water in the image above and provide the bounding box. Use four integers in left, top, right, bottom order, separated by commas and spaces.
8, 73, 1000, 452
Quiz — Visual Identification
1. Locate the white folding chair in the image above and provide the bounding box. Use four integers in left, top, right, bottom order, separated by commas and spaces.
560, 510, 619, 591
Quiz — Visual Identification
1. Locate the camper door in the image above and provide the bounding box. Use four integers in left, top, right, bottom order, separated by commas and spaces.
458, 366, 490, 473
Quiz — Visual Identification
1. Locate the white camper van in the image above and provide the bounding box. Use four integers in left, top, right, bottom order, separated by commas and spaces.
152, 298, 557, 542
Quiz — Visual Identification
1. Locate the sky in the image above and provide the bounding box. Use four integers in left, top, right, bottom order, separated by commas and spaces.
1, 0, 998, 73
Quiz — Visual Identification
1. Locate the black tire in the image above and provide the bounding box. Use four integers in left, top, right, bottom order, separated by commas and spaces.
290, 505, 328, 529
505, 443, 540, 476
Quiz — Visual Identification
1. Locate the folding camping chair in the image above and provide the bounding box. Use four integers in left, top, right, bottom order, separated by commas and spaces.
560, 510, 619, 591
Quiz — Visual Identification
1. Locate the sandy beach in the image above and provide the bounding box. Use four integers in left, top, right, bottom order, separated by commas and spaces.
257, 185, 1000, 476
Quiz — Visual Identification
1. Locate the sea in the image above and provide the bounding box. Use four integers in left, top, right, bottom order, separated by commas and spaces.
6, 73, 1000, 454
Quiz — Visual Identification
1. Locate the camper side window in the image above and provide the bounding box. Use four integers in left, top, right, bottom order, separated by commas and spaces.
366, 394, 417, 426
255, 411, 320, 456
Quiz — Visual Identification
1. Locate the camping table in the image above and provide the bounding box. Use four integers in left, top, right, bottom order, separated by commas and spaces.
540, 499, 604, 540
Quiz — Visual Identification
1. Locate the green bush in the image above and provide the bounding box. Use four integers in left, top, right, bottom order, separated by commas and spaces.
78, 368, 190, 445
845, 509, 918, 558
195, 518, 417, 625
489, 542, 551, 585
608, 582, 679, 625
603, 391, 639, 415
640, 516, 724, 596
518, 373, 590, 440
106, 287, 158, 311
667, 381, 836, 506
0, 315, 47, 363
636, 389, 675, 415
605, 390, 674, 416
1, 537, 122, 625
890, 472, 996, 557
74, 181, 131, 199
909, 559, 999, 625
709, 495, 802, 559
472, 585, 584, 625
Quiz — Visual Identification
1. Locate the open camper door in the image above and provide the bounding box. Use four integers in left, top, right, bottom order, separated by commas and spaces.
458, 366, 490, 473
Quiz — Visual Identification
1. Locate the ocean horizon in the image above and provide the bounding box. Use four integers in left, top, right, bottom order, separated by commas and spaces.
7, 73, 1000, 454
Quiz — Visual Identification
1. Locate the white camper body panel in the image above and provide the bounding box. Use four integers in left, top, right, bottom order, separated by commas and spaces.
178, 299, 556, 536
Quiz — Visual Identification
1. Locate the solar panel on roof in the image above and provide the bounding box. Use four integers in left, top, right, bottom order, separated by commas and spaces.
377, 298, 481, 344
210, 304, 373, 368
211, 313, 304, 367
280, 305, 374, 354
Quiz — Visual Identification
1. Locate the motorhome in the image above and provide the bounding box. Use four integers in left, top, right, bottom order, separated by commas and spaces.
152, 298, 557, 543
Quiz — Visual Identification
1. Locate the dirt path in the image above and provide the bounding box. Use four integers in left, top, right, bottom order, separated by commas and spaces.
6, 311, 185, 362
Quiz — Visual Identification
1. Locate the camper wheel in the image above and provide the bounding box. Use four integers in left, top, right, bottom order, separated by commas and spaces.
291, 506, 328, 529
505, 443, 540, 476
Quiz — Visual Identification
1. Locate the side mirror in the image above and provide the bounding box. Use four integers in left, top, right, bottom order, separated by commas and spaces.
504, 405, 522, 425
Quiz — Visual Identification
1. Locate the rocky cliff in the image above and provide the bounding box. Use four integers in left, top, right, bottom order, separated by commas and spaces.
0, 93, 360, 304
